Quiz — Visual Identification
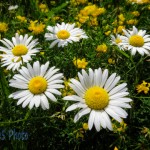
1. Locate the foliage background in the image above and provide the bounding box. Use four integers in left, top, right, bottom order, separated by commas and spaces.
0, 0, 150, 149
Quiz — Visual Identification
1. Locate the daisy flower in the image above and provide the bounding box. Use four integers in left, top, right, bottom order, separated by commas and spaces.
120, 26, 150, 55
0, 33, 41, 71
110, 34, 125, 50
44, 22, 88, 48
9, 61, 64, 110
63, 68, 132, 132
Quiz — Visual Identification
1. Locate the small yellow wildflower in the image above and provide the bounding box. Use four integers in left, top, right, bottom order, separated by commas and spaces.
78, 15, 89, 23
105, 31, 111, 36
96, 43, 108, 53
108, 58, 115, 64
16, 16, 27, 23
118, 14, 125, 22
73, 58, 88, 69
0, 22, 8, 32
131, 11, 140, 17
126, 19, 138, 25
40, 51, 45, 56
28, 20, 45, 34
136, 81, 149, 94
39, 4, 48, 13
50, 1, 56, 5
119, 21, 124, 25
82, 123, 89, 130
114, 146, 119, 150
71, 0, 87, 6
117, 26, 125, 34
17, 29, 26, 34
89, 17, 98, 26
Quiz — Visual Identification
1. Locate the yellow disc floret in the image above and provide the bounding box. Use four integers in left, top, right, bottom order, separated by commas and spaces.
28, 76, 47, 94
12, 44, 28, 56
57, 30, 70, 39
84, 86, 109, 110
115, 38, 122, 44
129, 35, 144, 47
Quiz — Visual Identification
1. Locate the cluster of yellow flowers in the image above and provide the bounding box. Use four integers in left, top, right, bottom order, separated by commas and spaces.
0, 22, 8, 32
136, 81, 150, 94
39, 3, 48, 13
61, 78, 75, 97
70, 0, 87, 6
112, 120, 127, 133
73, 57, 88, 69
16, 16, 27, 23
113, 14, 126, 34
76, 4, 105, 26
28, 20, 45, 34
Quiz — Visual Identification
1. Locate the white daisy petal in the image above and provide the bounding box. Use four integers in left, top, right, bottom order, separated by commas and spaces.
105, 107, 122, 122
94, 111, 101, 131
109, 83, 127, 96
88, 110, 95, 130
100, 69, 108, 87
40, 94, 49, 109
66, 102, 87, 112
74, 107, 91, 123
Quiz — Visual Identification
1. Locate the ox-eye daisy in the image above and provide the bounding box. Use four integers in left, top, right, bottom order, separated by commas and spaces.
45, 22, 88, 48
0, 33, 40, 71
110, 34, 125, 50
9, 61, 64, 110
120, 26, 150, 55
63, 68, 132, 132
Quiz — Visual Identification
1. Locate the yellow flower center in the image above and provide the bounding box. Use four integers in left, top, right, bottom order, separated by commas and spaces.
129, 35, 144, 47
12, 44, 28, 56
115, 38, 122, 44
57, 30, 70, 39
84, 86, 109, 110
28, 76, 47, 94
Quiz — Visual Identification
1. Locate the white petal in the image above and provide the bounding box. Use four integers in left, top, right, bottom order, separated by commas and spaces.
110, 92, 129, 99
101, 111, 113, 130
94, 111, 101, 131
105, 107, 122, 122
34, 95, 41, 107
109, 83, 127, 96
41, 94, 49, 109
74, 107, 91, 122
45, 91, 57, 102
66, 102, 87, 112
88, 110, 95, 130
63, 95, 84, 102
107, 76, 121, 92
104, 73, 116, 90
100, 69, 108, 88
